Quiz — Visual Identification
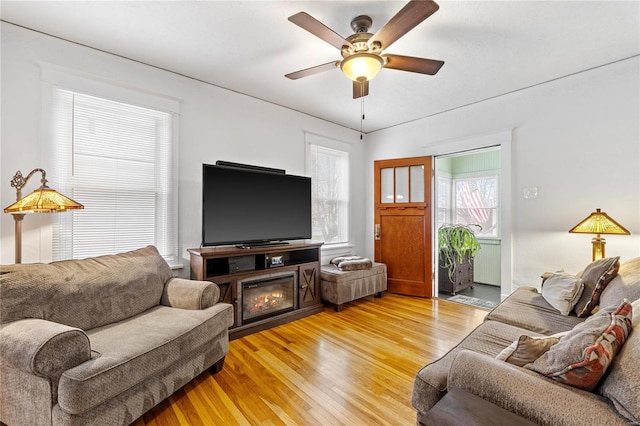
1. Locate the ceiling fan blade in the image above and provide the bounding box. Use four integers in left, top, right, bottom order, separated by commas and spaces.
383, 54, 444, 75
285, 61, 339, 80
369, 0, 440, 50
289, 12, 353, 50
353, 79, 369, 99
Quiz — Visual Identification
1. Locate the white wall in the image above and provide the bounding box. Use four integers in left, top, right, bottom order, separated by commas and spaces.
3, 22, 638, 294
365, 57, 640, 291
0, 23, 365, 270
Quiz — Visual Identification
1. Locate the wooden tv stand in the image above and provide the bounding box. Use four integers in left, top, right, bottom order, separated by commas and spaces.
188, 241, 323, 339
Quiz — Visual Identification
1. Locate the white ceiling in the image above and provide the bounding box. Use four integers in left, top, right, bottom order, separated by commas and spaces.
2, 1, 639, 133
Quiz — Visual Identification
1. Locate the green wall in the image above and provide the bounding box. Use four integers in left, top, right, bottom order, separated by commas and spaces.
449, 149, 500, 174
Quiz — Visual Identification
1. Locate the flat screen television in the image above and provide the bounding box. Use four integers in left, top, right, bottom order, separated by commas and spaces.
202, 163, 312, 247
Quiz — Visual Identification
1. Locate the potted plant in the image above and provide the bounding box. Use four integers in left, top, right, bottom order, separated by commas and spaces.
437, 224, 482, 295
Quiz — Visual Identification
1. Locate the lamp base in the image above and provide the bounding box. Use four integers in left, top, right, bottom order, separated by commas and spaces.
13, 213, 24, 264
591, 236, 605, 261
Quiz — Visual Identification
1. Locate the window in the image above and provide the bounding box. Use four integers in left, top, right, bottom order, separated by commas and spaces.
436, 175, 452, 228
454, 175, 498, 238
51, 88, 178, 264
306, 139, 349, 245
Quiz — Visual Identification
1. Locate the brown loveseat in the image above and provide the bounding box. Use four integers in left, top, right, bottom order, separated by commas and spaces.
412, 256, 640, 425
0, 246, 234, 426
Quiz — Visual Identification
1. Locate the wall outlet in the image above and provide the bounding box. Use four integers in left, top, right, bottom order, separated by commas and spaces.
523, 187, 538, 199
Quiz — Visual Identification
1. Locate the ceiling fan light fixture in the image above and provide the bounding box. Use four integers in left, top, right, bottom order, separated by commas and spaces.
286, 1, 443, 97
340, 53, 384, 82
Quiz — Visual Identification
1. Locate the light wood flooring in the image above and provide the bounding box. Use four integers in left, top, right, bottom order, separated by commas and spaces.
133, 294, 487, 426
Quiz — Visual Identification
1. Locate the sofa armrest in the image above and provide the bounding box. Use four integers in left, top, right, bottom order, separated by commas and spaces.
0, 319, 91, 380
448, 350, 627, 426
161, 277, 220, 310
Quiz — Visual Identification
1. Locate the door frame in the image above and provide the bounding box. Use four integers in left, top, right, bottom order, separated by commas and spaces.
423, 129, 513, 301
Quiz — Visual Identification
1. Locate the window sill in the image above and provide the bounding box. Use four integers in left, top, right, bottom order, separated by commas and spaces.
477, 238, 501, 245
321, 242, 354, 252
320, 243, 355, 265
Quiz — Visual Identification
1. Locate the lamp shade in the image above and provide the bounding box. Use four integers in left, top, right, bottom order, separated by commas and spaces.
4, 185, 84, 213
340, 53, 384, 82
568, 208, 630, 235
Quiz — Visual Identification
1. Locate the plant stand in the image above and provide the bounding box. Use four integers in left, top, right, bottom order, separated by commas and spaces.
438, 251, 474, 295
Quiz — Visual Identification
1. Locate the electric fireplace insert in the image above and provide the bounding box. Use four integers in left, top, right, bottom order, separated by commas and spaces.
241, 273, 295, 324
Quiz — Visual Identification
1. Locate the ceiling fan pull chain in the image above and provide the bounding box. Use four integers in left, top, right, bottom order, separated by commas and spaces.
360, 96, 365, 140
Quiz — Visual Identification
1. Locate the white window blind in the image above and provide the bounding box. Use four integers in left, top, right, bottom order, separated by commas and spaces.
307, 143, 349, 245
436, 175, 452, 228
51, 88, 178, 264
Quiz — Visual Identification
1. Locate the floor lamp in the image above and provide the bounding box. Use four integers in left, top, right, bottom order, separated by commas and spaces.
568, 208, 630, 261
3, 169, 83, 264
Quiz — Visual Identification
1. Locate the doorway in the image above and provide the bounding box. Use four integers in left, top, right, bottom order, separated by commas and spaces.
434, 147, 502, 308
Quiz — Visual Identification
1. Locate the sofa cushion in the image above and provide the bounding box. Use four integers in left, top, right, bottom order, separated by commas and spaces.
448, 350, 630, 426
600, 257, 640, 308
485, 287, 585, 335
412, 320, 542, 413
540, 272, 584, 316
57, 303, 234, 415
0, 246, 173, 330
599, 324, 639, 424
574, 257, 620, 317
525, 301, 632, 391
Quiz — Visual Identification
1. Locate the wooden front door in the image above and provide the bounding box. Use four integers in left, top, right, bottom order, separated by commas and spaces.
374, 156, 433, 297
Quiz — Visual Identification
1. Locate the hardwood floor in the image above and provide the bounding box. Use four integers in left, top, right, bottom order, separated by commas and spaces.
133, 294, 487, 426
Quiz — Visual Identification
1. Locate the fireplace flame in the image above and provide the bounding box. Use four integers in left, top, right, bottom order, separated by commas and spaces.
249, 291, 287, 313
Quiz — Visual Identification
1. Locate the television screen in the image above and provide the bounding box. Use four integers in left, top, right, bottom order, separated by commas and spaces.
202, 163, 312, 246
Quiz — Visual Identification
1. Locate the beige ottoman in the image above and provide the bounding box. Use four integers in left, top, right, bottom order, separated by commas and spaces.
320, 262, 387, 311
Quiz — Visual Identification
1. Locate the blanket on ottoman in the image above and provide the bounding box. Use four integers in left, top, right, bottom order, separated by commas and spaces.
330, 256, 373, 271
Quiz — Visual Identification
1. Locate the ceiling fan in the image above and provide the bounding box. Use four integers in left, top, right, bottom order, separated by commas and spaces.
285, 0, 444, 99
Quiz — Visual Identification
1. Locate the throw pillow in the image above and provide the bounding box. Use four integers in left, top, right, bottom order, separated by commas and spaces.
496, 335, 561, 367
573, 257, 620, 318
540, 270, 565, 283
540, 272, 585, 316
525, 300, 633, 391
598, 320, 639, 424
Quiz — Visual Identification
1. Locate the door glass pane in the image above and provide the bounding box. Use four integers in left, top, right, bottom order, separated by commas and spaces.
410, 165, 424, 202
381, 168, 394, 203
395, 167, 409, 203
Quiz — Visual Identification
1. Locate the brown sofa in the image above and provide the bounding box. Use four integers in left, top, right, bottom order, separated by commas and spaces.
412, 256, 640, 425
0, 246, 234, 426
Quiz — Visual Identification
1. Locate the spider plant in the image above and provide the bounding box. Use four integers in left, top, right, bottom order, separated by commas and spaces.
438, 224, 482, 282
